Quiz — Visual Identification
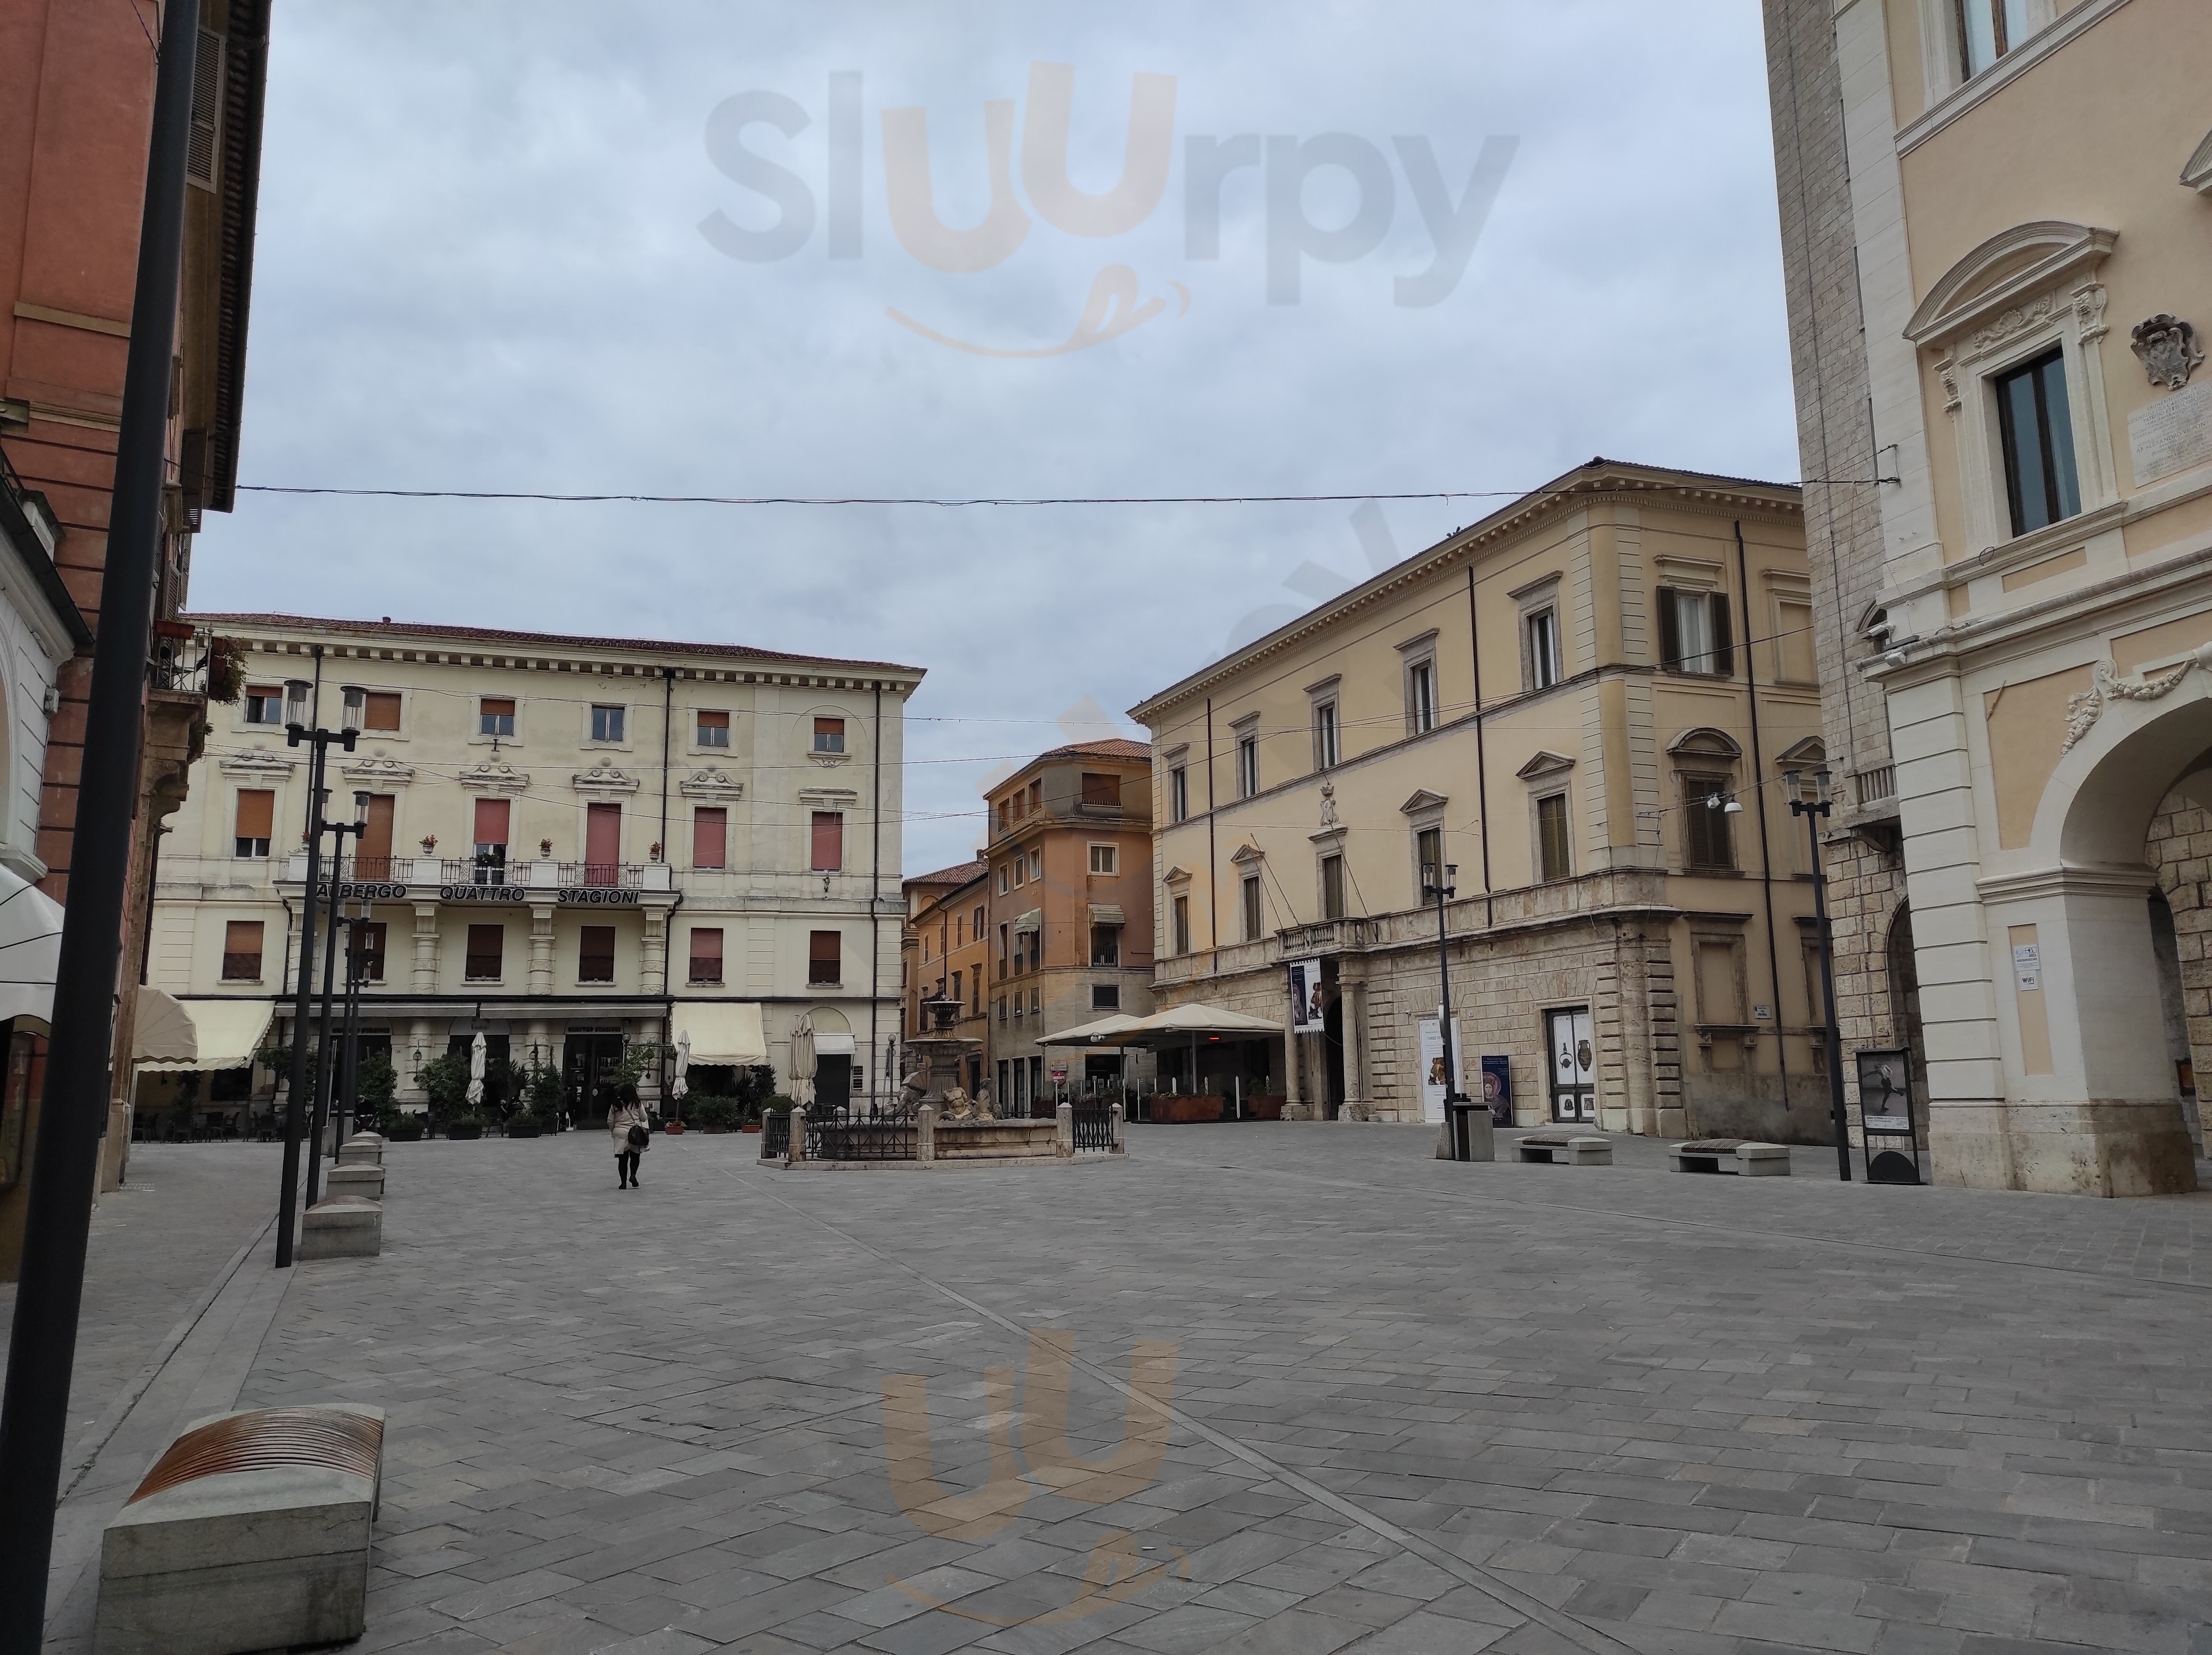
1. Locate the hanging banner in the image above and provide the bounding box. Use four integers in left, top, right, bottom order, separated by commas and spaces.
1415, 1016, 1462, 1124
1287, 959, 1326, 1035
1480, 1055, 1513, 1126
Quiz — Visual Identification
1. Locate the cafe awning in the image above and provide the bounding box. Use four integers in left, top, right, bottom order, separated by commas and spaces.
668, 1001, 768, 1064
0, 865, 63, 1026
1121, 1003, 1284, 1045
1035, 1013, 1147, 1047
134, 993, 275, 1072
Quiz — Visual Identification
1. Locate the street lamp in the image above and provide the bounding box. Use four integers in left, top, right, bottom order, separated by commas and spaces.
1785, 767, 1853, 1181
1423, 859, 1484, 1161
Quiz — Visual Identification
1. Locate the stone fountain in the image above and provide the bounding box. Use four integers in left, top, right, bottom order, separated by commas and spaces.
900, 992, 988, 1118
895, 992, 1069, 1163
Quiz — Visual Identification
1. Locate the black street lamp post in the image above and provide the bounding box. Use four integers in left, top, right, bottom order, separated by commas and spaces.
305, 793, 369, 1208
1786, 766, 1854, 1182
1423, 860, 1484, 1161
277, 725, 357, 1266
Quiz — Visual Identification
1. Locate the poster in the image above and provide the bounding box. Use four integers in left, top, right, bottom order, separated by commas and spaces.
1416, 1016, 1463, 1124
1480, 1055, 1512, 1127
1854, 1047, 1913, 1134
1288, 959, 1326, 1035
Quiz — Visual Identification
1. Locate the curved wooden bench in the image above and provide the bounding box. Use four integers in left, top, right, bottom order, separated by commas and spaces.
96, 1405, 385, 1655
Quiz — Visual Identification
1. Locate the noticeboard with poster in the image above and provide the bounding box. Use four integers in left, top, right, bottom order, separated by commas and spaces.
1480, 1055, 1512, 1127
1854, 1046, 1923, 1185
1287, 959, 1326, 1035
1415, 1016, 1462, 1124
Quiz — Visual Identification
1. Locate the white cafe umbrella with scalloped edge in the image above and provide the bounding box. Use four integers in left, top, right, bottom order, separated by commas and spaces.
671, 1029, 691, 1103
466, 1031, 486, 1109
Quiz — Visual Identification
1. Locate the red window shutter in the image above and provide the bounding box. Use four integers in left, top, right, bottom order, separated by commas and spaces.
358, 795, 395, 864
692, 807, 727, 869
689, 927, 723, 981
234, 790, 274, 840
473, 797, 510, 846
809, 930, 840, 983
586, 803, 621, 868
362, 692, 402, 731
811, 811, 844, 872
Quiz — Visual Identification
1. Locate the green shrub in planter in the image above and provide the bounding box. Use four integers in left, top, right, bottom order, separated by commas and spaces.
688, 1095, 738, 1131
385, 1115, 425, 1143
446, 1114, 485, 1141
507, 1112, 543, 1139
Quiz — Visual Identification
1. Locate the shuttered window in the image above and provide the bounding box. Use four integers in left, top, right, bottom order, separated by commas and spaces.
233, 790, 274, 858
688, 928, 724, 984
1537, 793, 1572, 882
1682, 775, 1737, 870
692, 807, 727, 869
809, 930, 841, 984
696, 710, 729, 747
578, 925, 616, 983
813, 717, 846, 753
221, 920, 263, 981
1658, 589, 1734, 677
810, 811, 844, 872
464, 925, 504, 981
357, 794, 396, 877
362, 692, 401, 731
1081, 771, 1119, 808
479, 697, 515, 737
187, 29, 223, 189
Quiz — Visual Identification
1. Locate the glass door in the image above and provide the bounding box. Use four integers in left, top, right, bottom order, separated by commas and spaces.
1546, 1008, 1596, 1123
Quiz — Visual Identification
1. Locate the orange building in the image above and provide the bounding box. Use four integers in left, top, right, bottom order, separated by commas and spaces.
901, 860, 989, 1098
983, 739, 1155, 1114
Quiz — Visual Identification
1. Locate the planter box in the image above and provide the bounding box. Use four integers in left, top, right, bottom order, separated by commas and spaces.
384, 1120, 424, 1143
740, 1123, 762, 1134
508, 1122, 542, 1139
1152, 1096, 1225, 1124
664, 1121, 685, 1134
1245, 1096, 1286, 1121
445, 1123, 483, 1141
702, 1126, 730, 1135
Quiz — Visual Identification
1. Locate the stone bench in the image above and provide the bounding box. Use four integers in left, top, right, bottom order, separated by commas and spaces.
1671, 1138, 1791, 1176
95, 1404, 384, 1655
324, 1163, 384, 1202
298, 1195, 381, 1259
1516, 1133, 1612, 1166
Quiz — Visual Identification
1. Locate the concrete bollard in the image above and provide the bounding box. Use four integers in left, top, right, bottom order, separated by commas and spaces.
1055, 1103, 1075, 1159
297, 1197, 381, 1260
785, 1107, 806, 1168
324, 1164, 384, 1202
337, 1134, 382, 1168
917, 1103, 937, 1165
1109, 1102, 1125, 1152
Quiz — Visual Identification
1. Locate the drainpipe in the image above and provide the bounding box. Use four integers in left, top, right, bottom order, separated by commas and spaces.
1735, 521, 1791, 1123
1203, 698, 1218, 952
870, 682, 883, 1107
1465, 568, 1495, 929
658, 667, 673, 862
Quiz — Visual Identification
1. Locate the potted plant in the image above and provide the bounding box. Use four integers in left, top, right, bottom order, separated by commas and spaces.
205, 636, 246, 704
354, 1051, 398, 1135
735, 1064, 776, 1131
415, 1050, 471, 1137
690, 1095, 737, 1134
446, 1112, 485, 1141
384, 1113, 426, 1142
420, 834, 438, 854
507, 1109, 543, 1139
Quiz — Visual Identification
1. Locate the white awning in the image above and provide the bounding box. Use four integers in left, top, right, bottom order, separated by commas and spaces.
1088, 904, 1125, 926
1013, 909, 1042, 934
812, 1032, 855, 1056
1035, 1013, 1147, 1047
0, 866, 63, 1026
135, 995, 275, 1072
669, 1001, 767, 1064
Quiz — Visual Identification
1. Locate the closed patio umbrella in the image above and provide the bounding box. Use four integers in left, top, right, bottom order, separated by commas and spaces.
790, 1017, 816, 1108
671, 1029, 691, 1103
466, 1031, 486, 1110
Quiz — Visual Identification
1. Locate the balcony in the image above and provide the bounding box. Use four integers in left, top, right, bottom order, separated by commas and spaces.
283, 853, 674, 904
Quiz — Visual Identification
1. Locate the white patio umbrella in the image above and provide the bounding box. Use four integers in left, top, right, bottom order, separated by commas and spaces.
790, 1017, 816, 1107
671, 1029, 691, 1103
465, 1031, 486, 1110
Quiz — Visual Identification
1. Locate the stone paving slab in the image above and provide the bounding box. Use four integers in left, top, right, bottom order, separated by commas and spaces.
157, 1124, 2212, 1654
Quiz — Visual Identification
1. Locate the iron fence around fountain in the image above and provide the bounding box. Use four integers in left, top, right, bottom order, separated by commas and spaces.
806, 1111, 916, 1162
1071, 1101, 1115, 1152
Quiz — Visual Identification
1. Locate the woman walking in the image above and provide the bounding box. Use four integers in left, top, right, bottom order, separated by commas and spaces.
608, 1082, 650, 1189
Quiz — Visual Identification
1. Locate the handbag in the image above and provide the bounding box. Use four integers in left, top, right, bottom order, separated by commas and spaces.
625, 1121, 649, 1150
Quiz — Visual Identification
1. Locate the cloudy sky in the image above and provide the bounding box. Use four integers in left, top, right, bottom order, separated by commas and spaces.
197, 0, 1794, 875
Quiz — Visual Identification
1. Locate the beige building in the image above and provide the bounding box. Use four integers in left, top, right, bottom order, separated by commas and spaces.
1765, 0, 2212, 1193
901, 858, 989, 1099
1131, 461, 1824, 1135
145, 614, 920, 1123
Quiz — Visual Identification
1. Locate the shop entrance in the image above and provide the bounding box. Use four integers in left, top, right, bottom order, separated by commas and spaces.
564, 1031, 626, 1125
1547, 1007, 1596, 1122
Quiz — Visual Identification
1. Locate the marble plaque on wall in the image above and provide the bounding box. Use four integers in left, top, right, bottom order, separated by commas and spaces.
2129, 379, 2212, 486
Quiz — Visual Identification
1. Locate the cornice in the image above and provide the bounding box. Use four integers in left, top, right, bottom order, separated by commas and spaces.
1976, 863, 2157, 903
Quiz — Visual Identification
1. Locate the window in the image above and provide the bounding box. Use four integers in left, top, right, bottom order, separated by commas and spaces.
233, 789, 273, 858
1236, 733, 1259, 798
1526, 608, 1562, 690
973, 904, 985, 940
1957, 0, 2032, 77
465, 924, 505, 981
357, 793, 396, 879
479, 697, 515, 738
1537, 793, 1572, 882
696, 709, 729, 747
1777, 599, 1817, 684
950, 969, 962, 1006
473, 797, 510, 880
1416, 827, 1443, 891
1321, 854, 1346, 921
809, 930, 841, 985
1028, 849, 1042, 882
997, 923, 1009, 978
1996, 347, 2081, 538
244, 684, 283, 725
1010, 857, 1024, 890
361, 691, 401, 732
1169, 765, 1189, 822
1408, 660, 1437, 735
584, 801, 623, 880
1093, 983, 1120, 1011
1312, 701, 1339, 771
1682, 775, 1737, 870
996, 864, 1010, 895
810, 811, 844, 873
996, 798, 1010, 834
578, 925, 616, 983
972, 972, 982, 1013
1027, 780, 1042, 814
1242, 873, 1264, 942
1029, 988, 1041, 1017
1091, 925, 1121, 967
354, 921, 387, 983
1659, 589, 1734, 677
1081, 771, 1119, 809
813, 717, 846, 754
221, 919, 263, 981
1089, 844, 1118, 876
590, 704, 626, 743
1172, 895, 1191, 955
996, 996, 1007, 1025
692, 806, 727, 869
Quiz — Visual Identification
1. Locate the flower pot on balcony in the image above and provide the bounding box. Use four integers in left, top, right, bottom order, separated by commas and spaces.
1153, 1095, 1224, 1124
1246, 1095, 1286, 1122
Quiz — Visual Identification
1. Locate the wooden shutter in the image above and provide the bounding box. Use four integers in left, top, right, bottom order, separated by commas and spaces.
578, 926, 616, 982
465, 924, 504, 978
1710, 594, 1734, 678
689, 928, 723, 981
1081, 772, 1118, 807
1539, 794, 1571, 880
697, 710, 729, 743
585, 803, 621, 868
473, 797, 510, 847
221, 920, 262, 980
359, 795, 396, 863
1656, 589, 1681, 670
809, 930, 841, 982
187, 28, 222, 188
362, 692, 401, 731
234, 789, 274, 840
811, 811, 844, 871
692, 807, 727, 869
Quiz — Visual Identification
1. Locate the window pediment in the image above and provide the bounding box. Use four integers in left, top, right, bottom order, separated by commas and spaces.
216, 748, 297, 778
1666, 727, 1743, 761
338, 755, 416, 787
1516, 750, 1575, 782
1229, 842, 1267, 865
458, 759, 531, 795
572, 761, 642, 798
1163, 864, 1193, 886
680, 767, 745, 802
798, 786, 859, 809
1399, 789, 1449, 816
1773, 736, 1827, 768
1905, 220, 2117, 348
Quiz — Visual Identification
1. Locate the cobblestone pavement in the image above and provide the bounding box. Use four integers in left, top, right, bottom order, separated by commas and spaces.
0, 1142, 279, 1458
215, 1124, 2212, 1655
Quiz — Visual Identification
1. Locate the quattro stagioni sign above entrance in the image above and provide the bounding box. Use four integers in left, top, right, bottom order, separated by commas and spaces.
313, 881, 643, 907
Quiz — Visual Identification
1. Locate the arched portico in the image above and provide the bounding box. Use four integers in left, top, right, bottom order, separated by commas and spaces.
1968, 669, 2212, 1195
